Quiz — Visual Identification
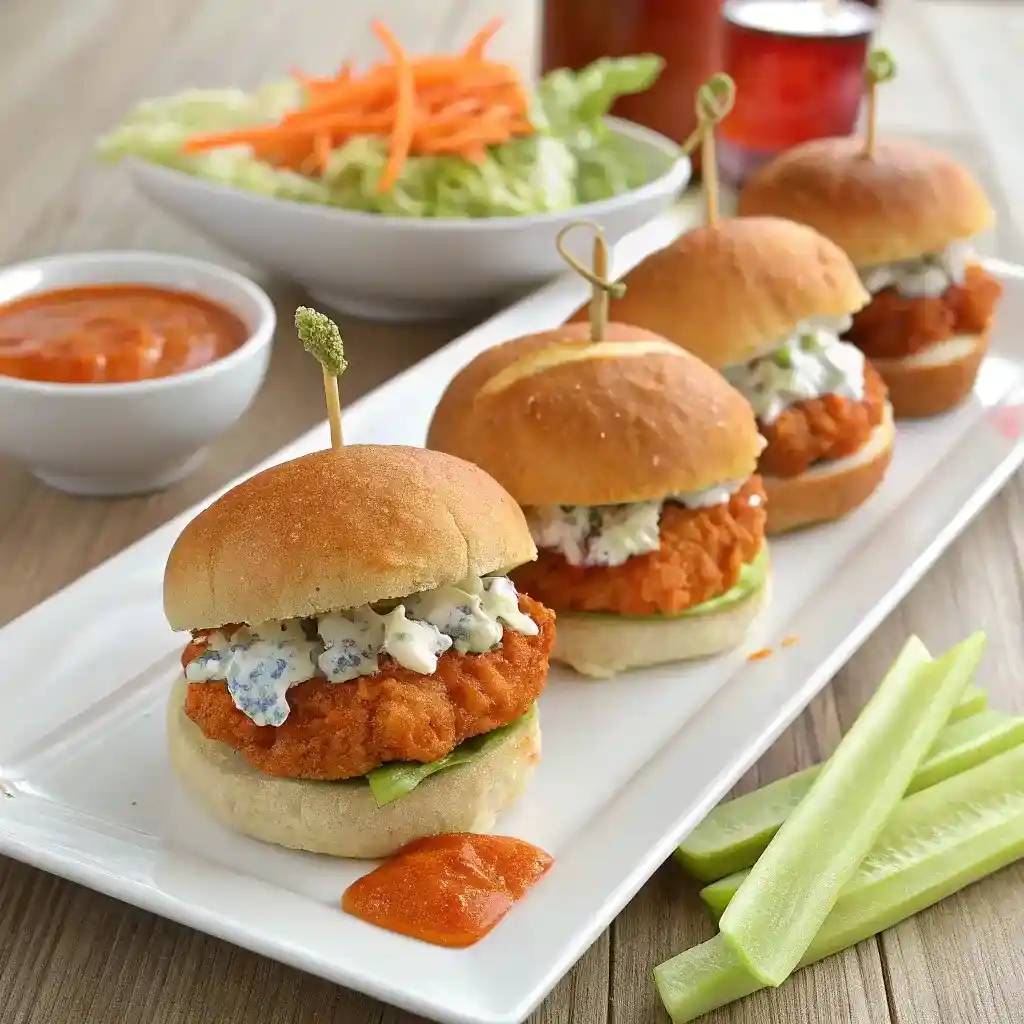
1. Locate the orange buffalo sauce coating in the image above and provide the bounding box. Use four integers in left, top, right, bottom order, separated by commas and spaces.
342, 833, 554, 948
0, 284, 248, 384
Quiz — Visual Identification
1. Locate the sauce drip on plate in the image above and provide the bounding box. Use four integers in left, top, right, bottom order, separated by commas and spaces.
342, 833, 554, 948
0, 284, 249, 384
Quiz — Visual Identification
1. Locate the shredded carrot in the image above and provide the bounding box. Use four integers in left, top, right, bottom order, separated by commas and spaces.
463, 17, 504, 59
182, 19, 534, 189
747, 648, 773, 663
781, 635, 800, 648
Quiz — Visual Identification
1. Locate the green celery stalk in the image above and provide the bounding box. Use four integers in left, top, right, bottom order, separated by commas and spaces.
677, 695, 1006, 885
905, 708, 1024, 794
952, 683, 990, 722
718, 633, 985, 986
701, 709, 1024, 917
656, 741, 1024, 1022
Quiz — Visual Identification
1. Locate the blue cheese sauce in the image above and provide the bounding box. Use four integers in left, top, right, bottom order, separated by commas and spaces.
529, 481, 747, 568
723, 316, 865, 425
184, 620, 320, 727
186, 576, 537, 726
859, 240, 973, 299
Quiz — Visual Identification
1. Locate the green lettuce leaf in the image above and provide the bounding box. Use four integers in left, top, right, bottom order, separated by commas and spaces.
96, 56, 674, 217
366, 704, 537, 807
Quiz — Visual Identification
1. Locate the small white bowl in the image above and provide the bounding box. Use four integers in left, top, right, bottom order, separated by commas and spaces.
0, 251, 275, 497
127, 118, 690, 322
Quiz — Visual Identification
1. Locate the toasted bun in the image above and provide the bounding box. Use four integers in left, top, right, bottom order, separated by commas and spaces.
738, 137, 995, 267
166, 678, 540, 859
426, 321, 763, 506
764, 402, 894, 533
872, 332, 988, 419
552, 566, 770, 678
164, 445, 536, 631
568, 218, 869, 367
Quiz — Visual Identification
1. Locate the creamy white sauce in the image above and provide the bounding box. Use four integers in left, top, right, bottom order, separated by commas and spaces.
724, 316, 865, 425
185, 620, 320, 727
529, 481, 747, 568
186, 575, 537, 726
859, 240, 974, 298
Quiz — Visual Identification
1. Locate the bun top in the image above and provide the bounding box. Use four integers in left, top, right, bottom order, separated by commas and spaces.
568, 217, 869, 367
737, 137, 995, 266
426, 321, 763, 506
163, 445, 536, 631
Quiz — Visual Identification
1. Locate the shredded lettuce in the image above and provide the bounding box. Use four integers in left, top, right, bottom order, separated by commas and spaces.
96, 57, 674, 218
366, 704, 537, 806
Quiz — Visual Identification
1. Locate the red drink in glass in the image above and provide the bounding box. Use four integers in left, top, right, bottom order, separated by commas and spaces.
718, 0, 879, 187
540, 0, 725, 174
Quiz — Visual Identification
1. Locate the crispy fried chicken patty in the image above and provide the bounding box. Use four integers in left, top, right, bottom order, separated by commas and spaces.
758, 362, 888, 478
847, 264, 1002, 360
511, 479, 766, 617
181, 595, 555, 781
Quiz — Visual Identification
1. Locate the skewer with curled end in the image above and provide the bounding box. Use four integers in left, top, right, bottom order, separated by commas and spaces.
554, 220, 626, 344
682, 73, 736, 226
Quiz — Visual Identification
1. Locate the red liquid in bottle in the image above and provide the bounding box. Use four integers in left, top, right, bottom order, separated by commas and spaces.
718, 0, 878, 187
540, 0, 725, 172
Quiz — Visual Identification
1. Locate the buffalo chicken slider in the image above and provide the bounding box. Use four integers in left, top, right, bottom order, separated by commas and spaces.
585, 217, 895, 533
737, 137, 1003, 418
426, 322, 770, 678
163, 444, 555, 859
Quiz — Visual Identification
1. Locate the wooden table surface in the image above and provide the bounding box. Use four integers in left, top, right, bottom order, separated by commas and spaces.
1, 1, 1022, 1021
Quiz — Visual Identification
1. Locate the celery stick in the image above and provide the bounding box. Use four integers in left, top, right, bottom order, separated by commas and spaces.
679, 703, 1013, 885
699, 710, 1024, 918
906, 709, 1024, 794
656, 742, 1024, 1022
951, 683, 988, 722
718, 633, 984, 986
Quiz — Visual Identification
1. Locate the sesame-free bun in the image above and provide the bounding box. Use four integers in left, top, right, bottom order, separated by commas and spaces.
871, 332, 988, 419
164, 445, 537, 631
426, 321, 763, 506
763, 402, 895, 534
166, 678, 540, 859
553, 562, 770, 678
568, 218, 869, 367
738, 137, 995, 267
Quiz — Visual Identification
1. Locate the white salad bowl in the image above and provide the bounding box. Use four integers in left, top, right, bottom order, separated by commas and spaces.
126, 118, 690, 322
0, 251, 275, 497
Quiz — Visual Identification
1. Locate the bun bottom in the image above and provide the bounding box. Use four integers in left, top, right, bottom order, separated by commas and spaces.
764, 401, 894, 534
166, 678, 540, 859
551, 568, 770, 678
872, 331, 988, 419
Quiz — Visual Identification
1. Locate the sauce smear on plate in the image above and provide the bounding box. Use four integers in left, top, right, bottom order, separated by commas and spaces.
342, 833, 553, 948
0, 284, 248, 384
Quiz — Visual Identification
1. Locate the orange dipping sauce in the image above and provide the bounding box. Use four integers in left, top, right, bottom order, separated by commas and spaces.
0, 284, 249, 384
342, 833, 554, 948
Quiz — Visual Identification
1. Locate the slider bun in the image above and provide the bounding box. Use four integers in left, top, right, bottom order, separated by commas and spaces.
552, 568, 770, 678
426, 321, 763, 506
164, 445, 536, 631
738, 137, 995, 266
568, 218, 869, 367
764, 402, 894, 534
871, 332, 988, 419
166, 679, 540, 859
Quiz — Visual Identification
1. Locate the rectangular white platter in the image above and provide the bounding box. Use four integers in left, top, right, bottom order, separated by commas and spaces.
2, 204, 1024, 1024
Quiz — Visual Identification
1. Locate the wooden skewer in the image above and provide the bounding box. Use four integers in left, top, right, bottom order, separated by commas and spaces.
682, 73, 736, 227
554, 221, 625, 344
863, 49, 897, 160
294, 306, 349, 449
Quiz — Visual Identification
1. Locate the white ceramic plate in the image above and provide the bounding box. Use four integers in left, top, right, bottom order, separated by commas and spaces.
1, 206, 1022, 1024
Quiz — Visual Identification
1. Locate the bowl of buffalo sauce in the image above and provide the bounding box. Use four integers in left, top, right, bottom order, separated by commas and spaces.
0, 251, 275, 495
